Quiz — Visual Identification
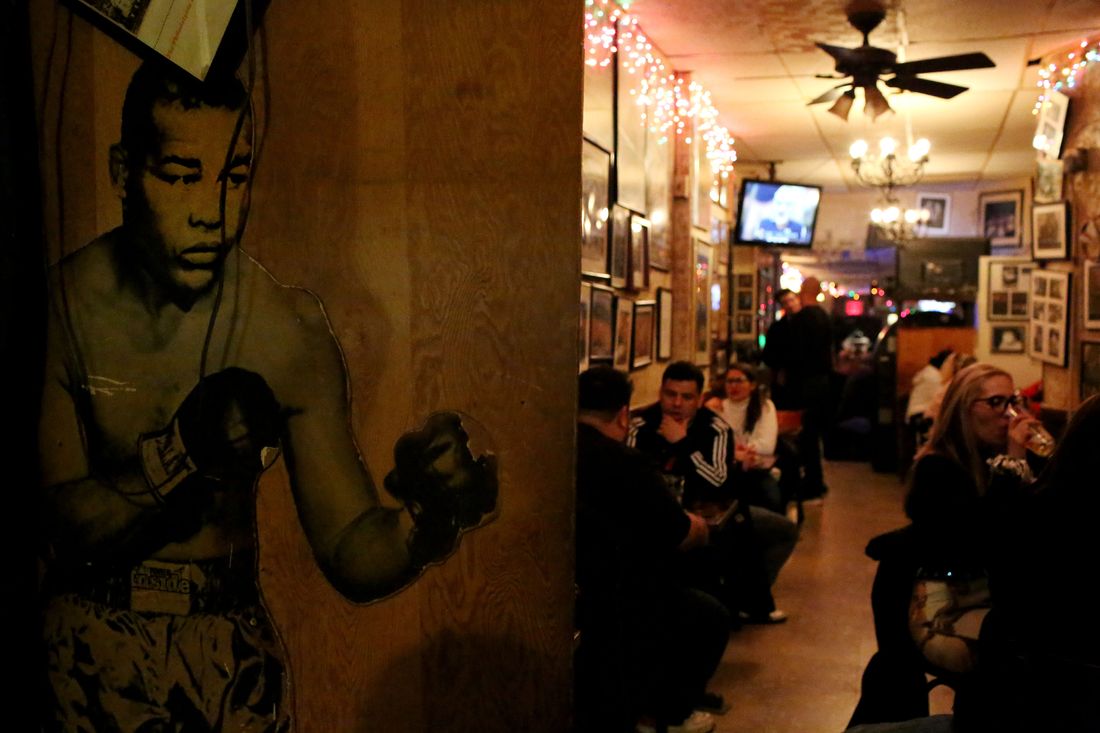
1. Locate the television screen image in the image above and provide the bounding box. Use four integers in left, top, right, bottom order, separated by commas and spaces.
735, 180, 822, 247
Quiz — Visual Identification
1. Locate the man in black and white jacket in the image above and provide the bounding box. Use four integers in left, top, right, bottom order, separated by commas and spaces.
629, 361, 797, 624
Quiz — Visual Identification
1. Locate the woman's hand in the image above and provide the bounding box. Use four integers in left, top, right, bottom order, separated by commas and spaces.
1006, 410, 1038, 459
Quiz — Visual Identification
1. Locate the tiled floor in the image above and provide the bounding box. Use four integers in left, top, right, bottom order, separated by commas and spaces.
710, 459, 911, 733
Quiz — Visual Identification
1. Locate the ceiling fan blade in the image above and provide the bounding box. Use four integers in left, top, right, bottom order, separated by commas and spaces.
808, 84, 851, 105
886, 75, 968, 99
890, 52, 995, 76
816, 42, 856, 61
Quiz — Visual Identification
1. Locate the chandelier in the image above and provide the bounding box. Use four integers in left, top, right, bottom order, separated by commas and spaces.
870, 199, 930, 244
850, 136, 930, 198
851, 136, 932, 244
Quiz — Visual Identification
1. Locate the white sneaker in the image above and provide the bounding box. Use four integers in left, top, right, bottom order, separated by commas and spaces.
636, 710, 716, 733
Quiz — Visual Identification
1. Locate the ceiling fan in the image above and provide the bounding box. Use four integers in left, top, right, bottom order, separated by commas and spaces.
809, 1, 995, 121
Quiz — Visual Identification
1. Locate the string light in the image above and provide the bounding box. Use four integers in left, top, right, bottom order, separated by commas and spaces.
1034, 38, 1100, 113
582, 1, 737, 173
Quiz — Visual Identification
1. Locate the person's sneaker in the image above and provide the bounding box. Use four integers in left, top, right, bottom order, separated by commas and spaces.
738, 609, 789, 625
695, 691, 730, 714
636, 710, 716, 733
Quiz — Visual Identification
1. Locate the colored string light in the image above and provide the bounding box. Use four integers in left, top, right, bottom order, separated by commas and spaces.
1034, 38, 1100, 113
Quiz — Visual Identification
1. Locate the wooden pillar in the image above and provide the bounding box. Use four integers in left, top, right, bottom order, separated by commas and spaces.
28, 1, 581, 731
670, 72, 695, 361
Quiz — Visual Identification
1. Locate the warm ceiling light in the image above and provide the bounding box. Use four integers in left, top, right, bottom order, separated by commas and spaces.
863, 84, 893, 120
827, 89, 856, 120
849, 139, 869, 159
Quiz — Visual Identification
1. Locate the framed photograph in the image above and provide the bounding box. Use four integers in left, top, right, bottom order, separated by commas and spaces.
657, 287, 673, 360
987, 261, 1031, 321
1082, 342, 1100, 402
616, 51, 647, 214
632, 300, 656, 369
579, 282, 591, 373
1035, 159, 1064, 204
917, 192, 951, 236
581, 140, 612, 279
613, 296, 633, 370
979, 190, 1024, 249
735, 313, 754, 335
736, 290, 753, 311
609, 204, 632, 289
1032, 202, 1069, 260
1033, 89, 1069, 159
646, 134, 672, 271
629, 216, 650, 290
736, 273, 754, 289
694, 239, 713, 364
1086, 261, 1100, 330
1028, 270, 1071, 366
588, 284, 615, 362
991, 324, 1027, 354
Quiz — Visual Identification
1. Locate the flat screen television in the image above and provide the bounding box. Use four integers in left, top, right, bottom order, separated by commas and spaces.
734, 179, 822, 247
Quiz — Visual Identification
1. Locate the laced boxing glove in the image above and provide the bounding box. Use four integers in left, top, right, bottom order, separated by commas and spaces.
383, 413, 498, 567
139, 367, 283, 500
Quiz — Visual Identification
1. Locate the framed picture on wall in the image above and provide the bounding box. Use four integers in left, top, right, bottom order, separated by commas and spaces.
632, 300, 656, 369
581, 140, 612, 279
735, 313, 753, 335
736, 273, 753, 289
917, 192, 951, 236
991, 324, 1027, 354
657, 287, 673, 361
694, 239, 712, 364
588, 284, 615, 362
1034, 158, 1064, 204
1028, 270, 1071, 366
579, 282, 591, 373
979, 190, 1024, 249
646, 132, 672, 271
629, 216, 650, 289
609, 204, 632, 288
1082, 342, 1100, 401
613, 297, 633, 370
616, 50, 647, 214
1033, 89, 1069, 159
987, 261, 1031, 321
1086, 260, 1100, 330
1032, 202, 1069, 260
736, 290, 753, 311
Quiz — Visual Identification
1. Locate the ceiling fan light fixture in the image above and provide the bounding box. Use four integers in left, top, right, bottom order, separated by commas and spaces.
828, 89, 856, 120
863, 84, 892, 120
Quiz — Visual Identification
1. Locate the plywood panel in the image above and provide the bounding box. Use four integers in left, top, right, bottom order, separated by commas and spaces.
29, 1, 580, 731
896, 327, 977, 398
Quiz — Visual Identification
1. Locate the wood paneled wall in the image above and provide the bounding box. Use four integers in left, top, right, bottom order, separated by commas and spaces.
28, 1, 580, 730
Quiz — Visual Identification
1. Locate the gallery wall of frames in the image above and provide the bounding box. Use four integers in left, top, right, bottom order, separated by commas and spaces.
579, 22, 738, 405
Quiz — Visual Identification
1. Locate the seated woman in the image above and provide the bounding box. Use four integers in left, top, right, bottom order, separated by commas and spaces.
716, 363, 782, 513
848, 363, 1042, 728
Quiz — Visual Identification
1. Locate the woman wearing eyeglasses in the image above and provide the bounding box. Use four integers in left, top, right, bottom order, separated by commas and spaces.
717, 364, 782, 513
849, 363, 1044, 728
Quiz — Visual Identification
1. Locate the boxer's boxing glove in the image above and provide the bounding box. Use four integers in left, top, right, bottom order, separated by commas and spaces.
139, 367, 282, 499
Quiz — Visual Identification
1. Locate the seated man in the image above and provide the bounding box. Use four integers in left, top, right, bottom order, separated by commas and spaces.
575, 367, 726, 733
629, 361, 797, 624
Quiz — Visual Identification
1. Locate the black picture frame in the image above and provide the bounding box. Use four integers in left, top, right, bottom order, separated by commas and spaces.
979, 190, 1024, 249
991, 324, 1027, 354
657, 287, 673, 361
581, 139, 612, 279
610, 204, 632, 289
1031, 202, 1069, 260
613, 296, 633, 370
588, 284, 615, 362
629, 215, 650, 290
632, 300, 656, 369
